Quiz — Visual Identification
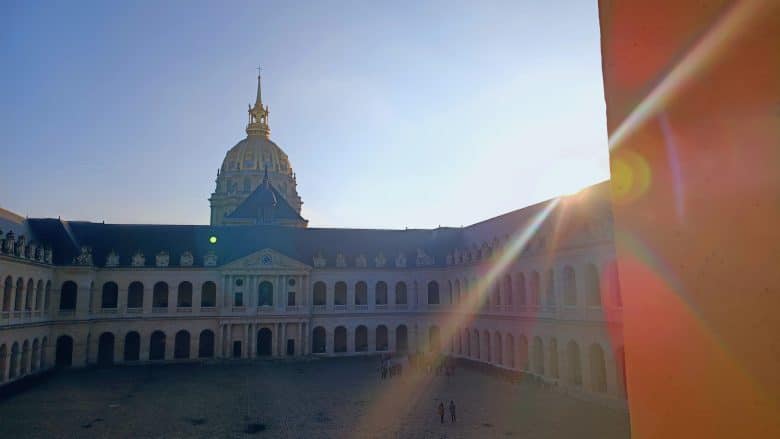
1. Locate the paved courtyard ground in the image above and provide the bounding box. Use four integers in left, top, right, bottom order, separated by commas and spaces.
0, 357, 630, 438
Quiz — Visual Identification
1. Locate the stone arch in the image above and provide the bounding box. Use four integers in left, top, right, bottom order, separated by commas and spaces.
98, 332, 115, 366
334, 282, 347, 306
9, 342, 19, 378
256, 327, 273, 356
584, 264, 602, 307
198, 330, 215, 358
174, 330, 190, 359
2, 276, 12, 311
102, 282, 119, 309
59, 281, 77, 311
124, 332, 140, 361
334, 326, 347, 353
55, 335, 73, 367
44, 280, 51, 312
25, 279, 33, 311
427, 281, 440, 305
518, 335, 529, 370
376, 325, 389, 351
20, 340, 29, 374
35, 280, 43, 311
149, 331, 166, 360
152, 282, 169, 308
355, 282, 368, 305
375, 281, 388, 305
177, 282, 193, 308
533, 336, 545, 375
31, 339, 40, 372
567, 340, 583, 386
494, 331, 503, 365
128, 281, 144, 308
395, 325, 408, 353
428, 326, 441, 352
395, 282, 407, 305
201, 281, 216, 307
313, 281, 326, 306
355, 325, 368, 352
563, 266, 577, 306
505, 333, 515, 368
312, 326, 326, 353
550, 338, 560, 379
590, 343, 608, 392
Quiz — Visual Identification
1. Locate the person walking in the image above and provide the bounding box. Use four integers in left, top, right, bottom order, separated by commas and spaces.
449, 400, 456, 423
438, 401, 445, 424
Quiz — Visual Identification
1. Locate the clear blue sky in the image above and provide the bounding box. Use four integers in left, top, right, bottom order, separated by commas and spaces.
0, 0, 609, 228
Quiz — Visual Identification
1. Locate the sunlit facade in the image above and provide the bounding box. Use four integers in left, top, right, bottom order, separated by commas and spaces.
0, 75, 625, 407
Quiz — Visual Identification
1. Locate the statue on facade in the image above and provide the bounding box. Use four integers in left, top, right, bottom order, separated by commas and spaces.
374, 252, 386, 268
203, 251, 218, 267
313, 250, 326, 268
105, 250, 120, 267
355, 254, 367, 268
395, 252, 407, 268
180, 251, 194, 267
335, 252, 347, 268
73, 246, 93, 266
131, 250, 145, 267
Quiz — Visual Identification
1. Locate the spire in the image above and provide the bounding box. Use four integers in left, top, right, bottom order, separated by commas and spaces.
246, 68, 270, 138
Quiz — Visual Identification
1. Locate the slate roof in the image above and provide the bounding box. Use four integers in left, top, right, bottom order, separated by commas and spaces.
226, 181, 304, 222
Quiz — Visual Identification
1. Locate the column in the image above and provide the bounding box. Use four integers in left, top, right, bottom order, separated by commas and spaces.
281, 322, 288, 356
227, 324, 233, 358
326, 327, 333, 354
218, 325, 225, 358
114, 330, 124, 364
347, 327, 355, 353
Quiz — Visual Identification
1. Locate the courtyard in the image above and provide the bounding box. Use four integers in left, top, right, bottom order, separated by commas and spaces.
0, 356, 629, 438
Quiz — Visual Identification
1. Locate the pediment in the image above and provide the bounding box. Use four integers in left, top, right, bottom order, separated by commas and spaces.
221, 248, 310, 272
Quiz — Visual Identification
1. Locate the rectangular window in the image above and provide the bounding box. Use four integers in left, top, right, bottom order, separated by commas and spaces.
234, 292, 243, 307
287, 291, 296, 306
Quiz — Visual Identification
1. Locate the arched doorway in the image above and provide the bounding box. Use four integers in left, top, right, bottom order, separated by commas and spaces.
97, 332, 115, 366
55, 335, 73, 367
149, 331, 166, 360
124, 332, 140, 361
256, 328, 272, 356
174, 330, 190, 359
395, 325, 408, 353
199, 330, 215, 358
334, 326, 347, 353
312, 327, 326, 353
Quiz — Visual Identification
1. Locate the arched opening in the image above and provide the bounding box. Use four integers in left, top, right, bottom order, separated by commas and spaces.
516, 273, 526, 307
20, 340, 29, 374
533, 336, 545, 375
149, 331, 166, 360
567, 340, 582, 386
201, 281, 217, 307
59, 281, 77, 311
44, 281, 51, 312
427, 281, 440, 305
545, 269, 556, 307
174, 330, 190, 359
55, 335, 73, 367
334, 326, 347, 353
257, 281, 273, 307
2, 276, 13, 312
98, 332, 115, 366
495, 332, 503, 365
177, 282, 193, 308
101, 282, 118, 309
334, 282, 347, 306
395, 282, 407, 305
483, 330, 491, 362
518, 335, 529, 370
256, 328, 272, 356
529, 272, 541, 306
503, 274, 513, 308
429, 326, 441, 352
0, 344, 7, 381
25, 279, 33, 311
35, 280, 43, 311
506, 334, 515, 368
550, 338, 560, 379
198, 330, 215, 358
153, 282, 169, 308
355, 282, 368, 305
31, 339, 40, 372
355, 325, 368, 352
14, 278, 23, 311
590, 343, 607, 392
124, 332, 140, 361
375, 281, 388, 305
395, 325, 408, 353
128, 281, 144, 308
9, 343, 19, 378
313, 282, 326, 306
563, 266, 577, 306
584, 264, 602, 307
312, 326, 326, 353
376, 325, 388, 351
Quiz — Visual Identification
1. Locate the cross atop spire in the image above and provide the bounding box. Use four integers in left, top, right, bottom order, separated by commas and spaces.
247, 68, 270, 138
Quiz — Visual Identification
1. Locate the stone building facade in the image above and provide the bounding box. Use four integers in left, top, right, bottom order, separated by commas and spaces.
0, 74, 625, 408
